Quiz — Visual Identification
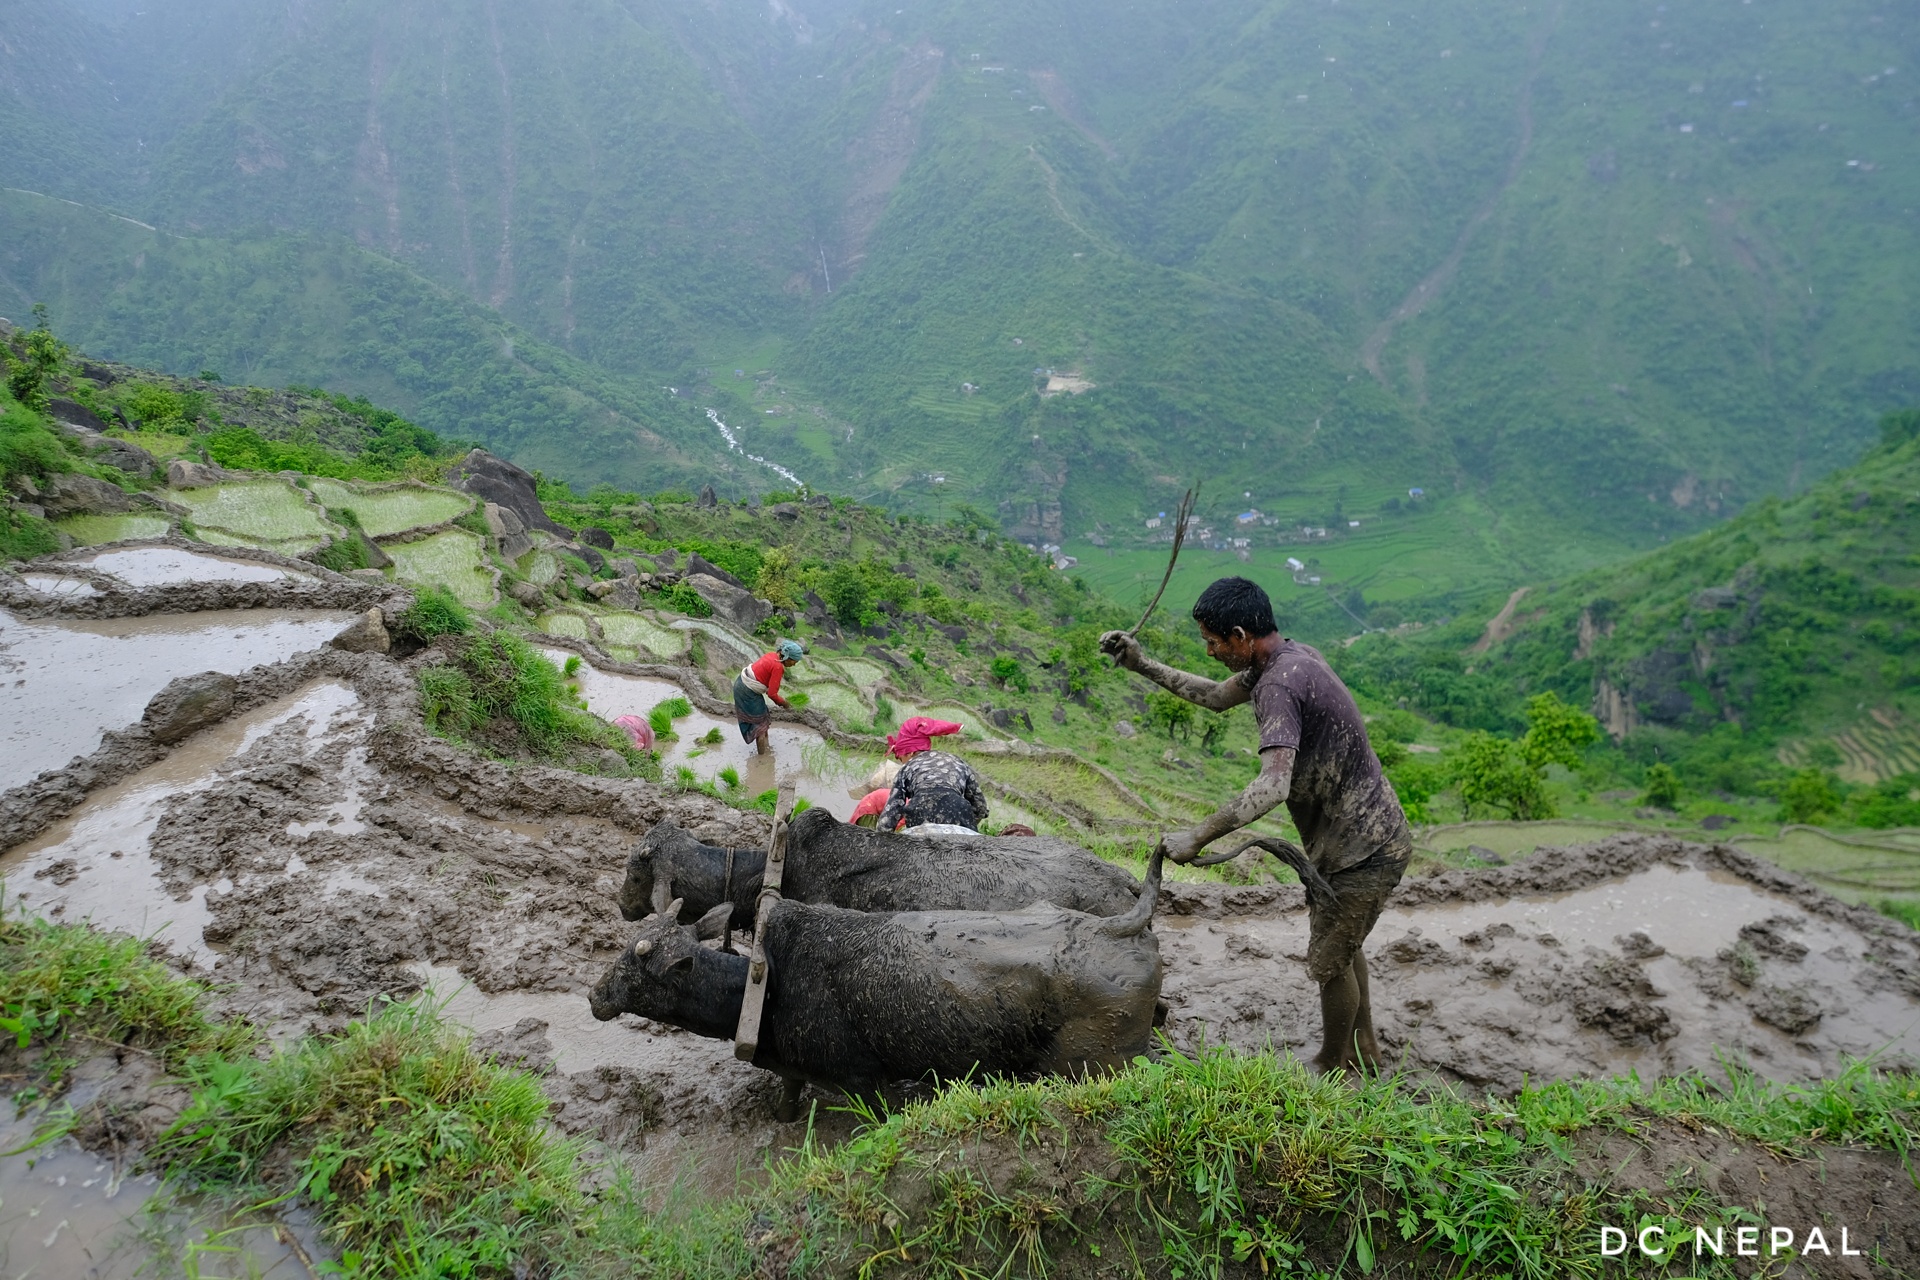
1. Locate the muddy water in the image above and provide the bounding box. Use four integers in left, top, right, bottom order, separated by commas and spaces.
1, 683, 368, 968
83, 546, 315, 587
0, 1109, 323, 1277
1160, 861, 1920, 1091
554, 654, 868, 819
0, 608, 351, 791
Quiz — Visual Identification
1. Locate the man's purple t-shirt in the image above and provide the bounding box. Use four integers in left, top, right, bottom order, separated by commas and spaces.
1245, 640, 1409, 875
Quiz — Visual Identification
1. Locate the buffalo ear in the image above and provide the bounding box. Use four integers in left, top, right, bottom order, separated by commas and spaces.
664, 896, 685, 921
694, 903, 734, 941
668, 955, 694, 973
651, 878, 674, 916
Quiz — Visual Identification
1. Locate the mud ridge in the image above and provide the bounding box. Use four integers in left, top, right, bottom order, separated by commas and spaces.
4, 537, 399, 619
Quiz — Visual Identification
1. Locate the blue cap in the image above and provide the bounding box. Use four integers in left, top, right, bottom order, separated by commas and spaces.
777, 639, 806, 662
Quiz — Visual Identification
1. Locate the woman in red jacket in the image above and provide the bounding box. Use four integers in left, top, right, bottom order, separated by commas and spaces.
733, 639, 805, 755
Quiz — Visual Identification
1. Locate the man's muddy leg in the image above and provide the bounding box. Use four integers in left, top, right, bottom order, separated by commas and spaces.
1311, 962, 1362, 1075
754, 723, 771, 756
1351, 949, 1382, 1069
775, 1076, 805, 1122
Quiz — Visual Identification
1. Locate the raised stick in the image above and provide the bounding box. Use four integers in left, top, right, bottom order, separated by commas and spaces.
1128, 485, 1199, 637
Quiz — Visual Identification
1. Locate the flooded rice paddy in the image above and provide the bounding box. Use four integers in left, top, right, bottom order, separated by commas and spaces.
0, 608, 352, 790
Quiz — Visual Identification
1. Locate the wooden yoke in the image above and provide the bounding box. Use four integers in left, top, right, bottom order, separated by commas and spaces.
734, 784, 795, 1062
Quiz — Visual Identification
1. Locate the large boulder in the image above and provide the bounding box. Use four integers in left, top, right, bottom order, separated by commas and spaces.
685, 552, 747, 590
143, 672, 238, 743
451, 450, 572, 536
696, 484, 718, 508
166, 459, 231, 489
89, 436, 156, 477
482, 502, 534, 561
47, 398, 109, 431
40, 471, 137, 517
685, 573, 773, 632
581, 526, 615, 550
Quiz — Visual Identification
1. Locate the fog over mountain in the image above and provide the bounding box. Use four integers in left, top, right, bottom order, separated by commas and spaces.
4, 0, 1916, 612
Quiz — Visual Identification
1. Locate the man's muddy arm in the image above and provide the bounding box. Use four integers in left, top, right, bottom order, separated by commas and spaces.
1163, 747, 1294, 862
1099, 632, 1252, 711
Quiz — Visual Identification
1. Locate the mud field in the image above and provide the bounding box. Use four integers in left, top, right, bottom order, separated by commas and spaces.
3, 578, 1920, 1225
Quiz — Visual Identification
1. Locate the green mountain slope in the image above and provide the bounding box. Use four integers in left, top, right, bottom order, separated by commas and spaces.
1338, 413, 1920, 789
0, 188, 733, 492
4, 0, 1917, 624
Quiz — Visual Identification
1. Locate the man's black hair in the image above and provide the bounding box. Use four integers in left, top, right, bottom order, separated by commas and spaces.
1192, 576, 1278, 638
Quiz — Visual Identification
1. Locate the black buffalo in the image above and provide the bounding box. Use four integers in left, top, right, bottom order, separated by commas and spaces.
589, 846, 1165, 1102
618, 806, 1140, 923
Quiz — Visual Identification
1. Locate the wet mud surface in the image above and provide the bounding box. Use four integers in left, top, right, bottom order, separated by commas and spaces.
3, 626, 1919, 1236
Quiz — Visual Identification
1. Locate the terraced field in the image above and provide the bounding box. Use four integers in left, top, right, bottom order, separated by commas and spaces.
172, 481, 334, 554
305, 479, 471, 538
1829, 708, 1920, 783
383, 531, 495, 606
534, 612, 591, 641
55, 512, 173, 545
597, 612, 687, 661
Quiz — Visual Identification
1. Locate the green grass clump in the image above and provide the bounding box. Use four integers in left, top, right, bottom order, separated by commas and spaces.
784, 1043, 1920, 1280
1, 506, 60, 560
1881, 898, 1920, 932
654, 582, 713, 618
0, 398, 73, 488
419, 632, 642, 766
160, 999, 586, 1278
0, 907, 251, 1083
649, 695, 694, 741
392, 585, 475, 644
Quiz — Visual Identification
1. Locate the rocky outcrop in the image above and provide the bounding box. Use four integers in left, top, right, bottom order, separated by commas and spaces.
451, 450, 572, 536
685, 573, 773, 632
40, 472, 137, 517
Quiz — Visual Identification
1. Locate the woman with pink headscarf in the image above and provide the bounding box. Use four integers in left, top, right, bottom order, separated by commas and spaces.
885, 716, 963, 760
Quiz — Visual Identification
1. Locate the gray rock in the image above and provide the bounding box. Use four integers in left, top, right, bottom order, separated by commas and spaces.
330, 607, 391, 654
471, 1017, 555, 1076
685, 573, 773, 632
936, 623, 968, 643
866, 646, 909, 673
807, 494, 832, 507
47, 398, 108, 431
41, 472, 137, 517
1113, 719, 1138, 738
685, 553, 747, 590
482, 501, 531, 559
769, 503, 801, 522
507, 580, 547, 609
143, 672, 238, 744
166, 459, 231, 489
1051, 704, 1066, 724
451, 450, 572, 535
697, 484, 718, 508
582, 526, 615, 549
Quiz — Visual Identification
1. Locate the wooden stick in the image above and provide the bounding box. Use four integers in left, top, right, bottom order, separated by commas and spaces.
734, 783, 795, 1062
1128, 485, 1199, 637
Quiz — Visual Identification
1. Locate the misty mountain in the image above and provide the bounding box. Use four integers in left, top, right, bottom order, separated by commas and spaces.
4, 0, 1916, 609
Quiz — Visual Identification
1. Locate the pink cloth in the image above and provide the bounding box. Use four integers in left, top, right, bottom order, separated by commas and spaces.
613, 715, 655, 751
851, 788, 892, 826
886, 716, 963, 760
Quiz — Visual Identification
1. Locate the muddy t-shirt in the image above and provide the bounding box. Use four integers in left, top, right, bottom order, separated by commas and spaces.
1246, 640, 1409, 875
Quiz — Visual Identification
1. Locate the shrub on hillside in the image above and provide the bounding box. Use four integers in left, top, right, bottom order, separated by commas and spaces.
1777, 768, 1843, 824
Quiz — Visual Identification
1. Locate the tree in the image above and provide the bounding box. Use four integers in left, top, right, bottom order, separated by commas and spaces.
1455, 732, 1549, 820
1777, 768, 1841, 824
1146, 689, 1194, 742
6, 311, 66, 413
1453, 693, 1602, 820
989, 655, 1030, 693
1200, 711, 1231, 755
821, 562, 872, 627
1641, 762, 1681, 809
1519, 691, 1602, 772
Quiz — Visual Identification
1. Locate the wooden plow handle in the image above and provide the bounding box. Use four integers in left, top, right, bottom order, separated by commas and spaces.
734, 784, 795, 1061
